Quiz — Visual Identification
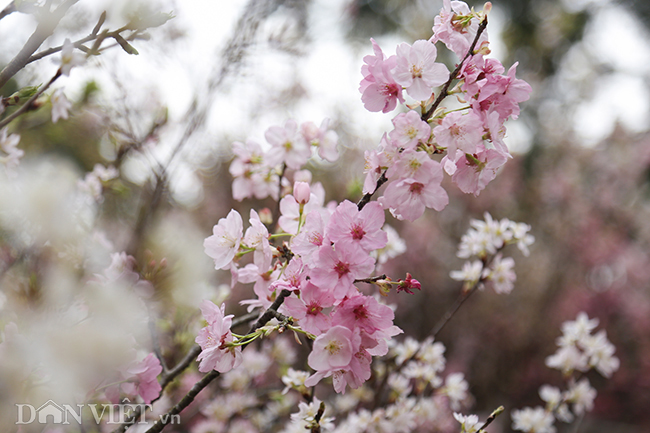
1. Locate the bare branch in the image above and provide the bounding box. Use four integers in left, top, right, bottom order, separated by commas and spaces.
0, 0, 79, 90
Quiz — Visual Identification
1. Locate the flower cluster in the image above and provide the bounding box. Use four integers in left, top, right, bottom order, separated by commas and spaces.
360, 1, 532, 222
545, 312, 620, 378
229, 119, 339, 201
203, 188, 406, 393
195, 300, 242, 374
450, 212, 534, 294
511, 312, 620, 433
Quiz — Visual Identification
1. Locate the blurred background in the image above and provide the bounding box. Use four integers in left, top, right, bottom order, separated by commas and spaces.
1, 0, 649, 431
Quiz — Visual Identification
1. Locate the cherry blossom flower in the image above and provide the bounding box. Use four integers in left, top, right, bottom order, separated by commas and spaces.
394, 40, 449, 101
565, 378, 596, 416
204, 209, 243, 270
122, 353, 162, 404
433, 110, 484, 156
388, 111, 431, 150
306, 325, 358, 378
243, 209, 271, 269
379, 164, 448, 221
59, 38, 85, 76
271, 256, 308, 292
293, 181, 311, 204
291, 210, 327, 264
331, 294, 394, 334
511, 406, 556, 433
301, 118, 339, 162
475, 63, 532, 121
453, 413, 480, 433
360, 40, 404, 113
485, 253, 516, 294
282, 282, 334, 335
309, 244, 375, 299
195, 300, 242, 373
451, 145, 508, 196
431, 0, 489, 58
327, 200, 387, 253
51, 88, 72, 123
264, 119, 311, 170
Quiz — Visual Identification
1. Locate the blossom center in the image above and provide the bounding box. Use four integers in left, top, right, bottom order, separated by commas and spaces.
350, 223, 366, 240
409, 182, 424, 195
325, 340, 342, 355
334, 261, 351, 278
307, 303, 323, 316
353, 305, 368, 320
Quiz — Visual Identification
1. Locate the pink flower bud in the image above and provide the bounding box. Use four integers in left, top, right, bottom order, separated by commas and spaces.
258, 208, 273, 225
293, 181, 311, 205
396, 273, 421, 294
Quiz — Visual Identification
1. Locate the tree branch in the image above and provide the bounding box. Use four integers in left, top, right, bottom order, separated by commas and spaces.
0, 0, 79, 90
0, 70, 61, 129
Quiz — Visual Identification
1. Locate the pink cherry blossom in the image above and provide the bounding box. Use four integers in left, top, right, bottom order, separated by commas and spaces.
360, 41, 404, 113
379, 163, 449, 221
327, 200, 387, 253
264, 119, 311, 170
388, 111, 432, 150
195, 300, 242, 373
271, 256, 308, 292
433, 110, 484, 156
301, 118, 339, 162
475, 62, 532, 121
394, 40, 449, 101
204, 209, 243, 270
293, 181, 311, 204
386, 149, 439, 181
291, 210, 327, 265
243, 210, 272, 269
281, 282, 334, 335
309, 244, 375, 299
123, 353, 163, 404
308, 325, 356, 370
237, 263, 277, 310
278, 193, 323, 235
431, 0, 489, 58
396, 273, 421, 294
331, 294, 394, 334
451, 145, 508, 196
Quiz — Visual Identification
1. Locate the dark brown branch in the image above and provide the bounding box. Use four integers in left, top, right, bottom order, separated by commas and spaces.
249, 289, 292, 333
143, 370, 220, 433
357, 171, 387, 211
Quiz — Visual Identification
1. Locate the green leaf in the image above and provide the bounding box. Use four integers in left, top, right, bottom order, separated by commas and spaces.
113, 34, 139, 55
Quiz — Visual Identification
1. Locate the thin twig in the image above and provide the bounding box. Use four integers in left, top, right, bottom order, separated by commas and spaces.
0, 0, 79, 90
0, 70, 61, 129
353, 274, 387, 284
478, 405, 504, 432
138, 293, 291, 433
430, 281, 482, 339
249, 289, 292, 333
0, 1, 16, 21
